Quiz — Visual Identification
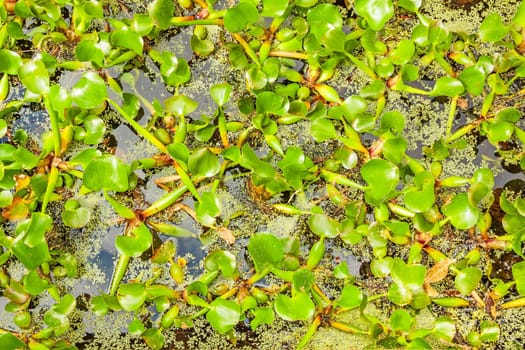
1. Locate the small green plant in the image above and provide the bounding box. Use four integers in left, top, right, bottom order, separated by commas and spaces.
1, 0, 525, 349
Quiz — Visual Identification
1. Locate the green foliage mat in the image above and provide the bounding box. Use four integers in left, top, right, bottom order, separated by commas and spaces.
0, 0, 525, 348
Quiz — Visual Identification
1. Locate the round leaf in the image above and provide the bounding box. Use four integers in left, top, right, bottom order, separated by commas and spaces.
188, 148, 220, 178
479, 13, 508, 42
336, 284, 363, 309
429, 77, 464, 97
18, 59, 49, 95
361, 159, 399, 203
248, 233, 284, 273
115, 223, 153, 257
454, 267, 482, 295
224, 3, 259, 33
210, 83, 232, 107
355, 0, 394, 31
0, 49, 22, 75
274, 292, 315, 321
442, 193, 479, 229
71, 72, 107, 110
206, 298, 241, 334
83, 155, 129, 192
165, 94, 198, 117
117, 283, 146, 312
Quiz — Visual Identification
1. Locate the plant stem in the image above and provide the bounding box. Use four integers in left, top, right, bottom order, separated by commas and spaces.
106, 97, 168, 154
109, 254, 131, 295
41, 167, 58, 213
268, 50, 308, 60
142, 184, 188, 218
329, 320, 368, 335
297, 315, 321, 350
320, 169, 366, 191
43, 95, 61, 155
173, 161, 201, 201
313, 283, 332, 306
247, 267, 270, 285
170, 17, 223, 26
232, 33, 260, 67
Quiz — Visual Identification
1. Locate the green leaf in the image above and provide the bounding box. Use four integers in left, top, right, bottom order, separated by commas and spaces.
455, 267, 482, 295
18, 59, 49, 95
292, 268, 315, 292
117, 283, 146, 311
479, 13, 508, 42
115, 223, 152, 257
355, 0, 394, 31
11, 213, 52, 269
0, 49, 22, 75
390, 309, 413, 333
262, 0, 289, 17
512, 261, 525, 295
442, 193, 479, 229
256, 91, 285, 115
432, 317, 456, 342
514, 0, 525, 26
23, 269, 49, 295
388, 39, 415, 65
336, 284, 363, 309
0, 332, 25, 349
165, 94, 198, 117
307, 4, 343, 37
404, 171, 435, 213
83, 115, 106, 144
131, 14, 154, 36
71, 72, 107, 110
191, 35, 214, 57
61, 199, 90, 228
480, 321, 500, 342
429, 77, 464, 97
487, 121, 514, 144
274, 291, 315, 321
361, 159, 399, 203
223, 2, 259, 33
128, 318, 146, 335
391, 258, 426, 290
458, 66, 486, 96
195, 191, 221, 226
248, 232, 284, 273
189, 148, 220, 178
469, 168, 494, 204
142, 328, 165, 350
206, 298, 241, 334
75, 40, 105, 66
205, 250, 237, 278
83, 155, 129, 192
383, 137, 407, 164
111, 26, 143, 55
210, 83, 232, 107
310, 117, 337, 142
341, 95, 368, 120
251, 308, 275, 330
308, 213, 339, 238
398, 0, 421, 12
148, 0, 174, 30
155, 52, 191, 87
